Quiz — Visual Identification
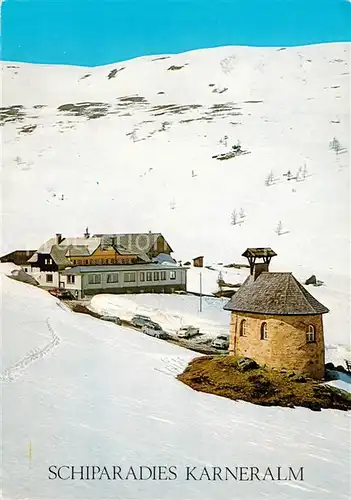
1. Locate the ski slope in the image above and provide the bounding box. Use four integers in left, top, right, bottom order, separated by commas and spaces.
1, 43, 349, 281
1, 268, 351, 500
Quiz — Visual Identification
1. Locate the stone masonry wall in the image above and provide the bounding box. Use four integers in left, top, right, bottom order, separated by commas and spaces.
229, 312, 325, 379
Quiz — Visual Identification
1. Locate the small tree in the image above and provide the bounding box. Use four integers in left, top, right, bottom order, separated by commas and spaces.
220, 135, 228, 147
231, 209, 238, 225
239, 207, 245, 219
329, 137, 342, 155
296, 166, 302, 182
217, 271, 224, 291
265, 170, 274, 186
302, 163, 308, 179
275, 220, 283, 235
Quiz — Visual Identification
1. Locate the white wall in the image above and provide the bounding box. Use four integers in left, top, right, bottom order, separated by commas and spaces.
61, 275, 82, 292
24, 267, 59, 288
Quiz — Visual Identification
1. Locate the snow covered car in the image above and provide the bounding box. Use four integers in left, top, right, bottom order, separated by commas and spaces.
142, 324, 169, 339
131, 314, 152, 328
177, 325, 200, 339
101, 315, 122, 325
211, 334, 229, 350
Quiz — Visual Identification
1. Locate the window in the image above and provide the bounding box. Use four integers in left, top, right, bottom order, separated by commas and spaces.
44, 257, 52, 265
170, 271, 176, 280
146, 272, 152, 281
88, 274, 101, 285
85, 260, 88, 265
107, 273, 118, 283
239, 319, 246, 337
154, 271, 160, 281
124, 272, 136, 283
140, 272, 145, 282
67, 275, 75, 284
46, 274, 53, 283
306, 325, 315, 343
260, 322, 268, 340
161, 271, 166, 281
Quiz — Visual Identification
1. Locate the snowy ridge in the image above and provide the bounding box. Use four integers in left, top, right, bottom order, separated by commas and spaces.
1, 43, 349, 281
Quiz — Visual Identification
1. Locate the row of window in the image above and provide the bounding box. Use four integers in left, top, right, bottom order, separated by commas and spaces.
71, 258, 134, 265
239, 320, 316, 343
86, 270, 177, 285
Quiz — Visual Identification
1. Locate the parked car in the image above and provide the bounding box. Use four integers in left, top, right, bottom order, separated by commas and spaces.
142, 324, 169, 339
101, 315, 122, 326
177, 325, 200, 339
48, 288, 74, 300
131, 314, 153, 328
211, 334, 229, 350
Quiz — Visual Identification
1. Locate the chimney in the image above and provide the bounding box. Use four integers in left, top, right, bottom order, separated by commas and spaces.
252, 262, 269, 281
242, 247, 277, 281
56, 233, 63, 244
84, 227, 90, 239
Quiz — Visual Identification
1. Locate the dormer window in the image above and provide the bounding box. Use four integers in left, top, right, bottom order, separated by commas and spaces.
260, 322, 268, 340
239, 319, 246, 337
306, 325, 315, 343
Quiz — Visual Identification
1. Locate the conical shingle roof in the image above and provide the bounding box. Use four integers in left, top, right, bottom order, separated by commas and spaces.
224, 272, 329, 315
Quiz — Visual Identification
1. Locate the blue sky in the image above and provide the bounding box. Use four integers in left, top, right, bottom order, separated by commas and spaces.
1, 0, 351, 66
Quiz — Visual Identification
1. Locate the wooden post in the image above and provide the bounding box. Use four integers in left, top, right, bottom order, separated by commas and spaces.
199, 271, 203, 313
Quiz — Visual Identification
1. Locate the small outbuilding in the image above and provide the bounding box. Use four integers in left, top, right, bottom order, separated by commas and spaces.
193, 256, 204, 268
224, 248, 329, 379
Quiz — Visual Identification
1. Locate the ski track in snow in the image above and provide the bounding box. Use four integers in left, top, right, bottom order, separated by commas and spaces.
0, 317, 60, 382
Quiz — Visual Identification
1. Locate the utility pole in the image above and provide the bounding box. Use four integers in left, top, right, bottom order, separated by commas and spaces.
199, 271, 203, 313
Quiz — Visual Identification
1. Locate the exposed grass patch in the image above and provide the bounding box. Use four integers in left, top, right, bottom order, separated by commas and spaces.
0, 105, 26, 125
177, 355, 351, 411
19, 124, 37, 134
118, 95, 148, 103
151, 103, 202, 116
152, 56, 170, 61
168, 65, 184, 71
57, 102, 111, 119
108, 67, 125, 79
70, 303, 102, 319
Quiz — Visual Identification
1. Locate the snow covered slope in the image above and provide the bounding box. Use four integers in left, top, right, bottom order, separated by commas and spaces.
1, 44, 349, 282
1, 268, 351, 500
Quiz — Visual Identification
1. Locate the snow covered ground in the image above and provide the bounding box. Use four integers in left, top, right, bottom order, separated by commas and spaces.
1, 42, 350, 499
91, 290, 230, 339
1, 268, 351, 500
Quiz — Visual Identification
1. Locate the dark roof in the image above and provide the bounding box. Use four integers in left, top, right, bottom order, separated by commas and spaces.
224, 272, 329, 315
93, 233, 173, 256
0, 250, 36, 265
242, 248, 277, 258
50, 246, 72, 267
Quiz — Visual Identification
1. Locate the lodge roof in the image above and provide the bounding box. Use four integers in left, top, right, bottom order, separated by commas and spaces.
93, 233, 173, 255
224, 272, 329, 316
